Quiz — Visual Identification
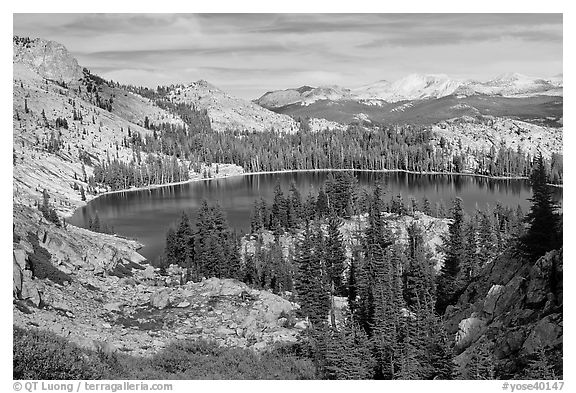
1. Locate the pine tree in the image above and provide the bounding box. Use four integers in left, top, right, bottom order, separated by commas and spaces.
325, 172, 357, 217
347, 255, 358, 317
323, 318, 376, 379
271, 182, 287, 236
164, 227, 178, 266
370, 245, 402, 379
422, 197, 433, 216
243, 253, 259, 287
425, 317, 455, 379
462, 218, 480, 280
436, 197, 466, 313
303, 191, 317, 222
520, 152, 562, 260
294, 223, 329, 327
48, 208, 60, 227
316, 187, 329, 218
250, 199, 264, 234
477, 210, 497, 266
175, 212, 194, 272
325, 213, 346, 296
404, 223, 435, 310
523, 345, 559, 379
466, 343, 496, 380
40, 189, 50, 216
288, 181, 303, 230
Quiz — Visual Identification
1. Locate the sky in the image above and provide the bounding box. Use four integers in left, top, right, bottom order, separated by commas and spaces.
13, 13, 563, 99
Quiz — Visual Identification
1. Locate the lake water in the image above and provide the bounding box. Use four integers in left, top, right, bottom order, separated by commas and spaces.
68, 171, 563, 263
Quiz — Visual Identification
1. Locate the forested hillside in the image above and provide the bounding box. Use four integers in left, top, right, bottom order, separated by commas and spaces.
151, 161, 562, 379
13, 35, 563, 381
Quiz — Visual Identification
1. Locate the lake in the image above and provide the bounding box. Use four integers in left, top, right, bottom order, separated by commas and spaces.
68, 171, 563, 263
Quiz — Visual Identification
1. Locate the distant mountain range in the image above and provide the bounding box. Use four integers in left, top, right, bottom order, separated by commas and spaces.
255, 73, 563, 109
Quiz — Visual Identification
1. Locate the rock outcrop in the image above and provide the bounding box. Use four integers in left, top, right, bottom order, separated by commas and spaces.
13, 36, 83, 84
444, 249, 563, 378
167, 80, 299, 134
13, 206, 308, 357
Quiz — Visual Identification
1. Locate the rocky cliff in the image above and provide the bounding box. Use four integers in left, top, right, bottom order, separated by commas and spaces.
13, 36, 83, 84
444, 249, 563, 378
13, 204, 309, 357
167, 80, 299, 134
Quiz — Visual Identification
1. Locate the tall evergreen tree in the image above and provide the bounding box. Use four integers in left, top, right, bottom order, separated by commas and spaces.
164, 227, 178, 267
316, 187, 329, 218
520, 153, 562, 260
436, 197, 466, 314
288, 181, 303, 230
294, 223, 329, 327
323, 317, 376, 379
325, 213, 347, 296
174, 212, 194, 274
271, 182, 287, 237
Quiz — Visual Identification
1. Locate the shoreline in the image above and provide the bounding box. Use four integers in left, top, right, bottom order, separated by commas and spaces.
65, 166, 563, 261
77, 167, 563, 208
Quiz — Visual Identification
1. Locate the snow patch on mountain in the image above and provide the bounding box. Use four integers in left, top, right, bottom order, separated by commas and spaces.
256, 73, 563, 108
357, 74, 462, 102
390, 102, 414, 113
467, 73, 562, 97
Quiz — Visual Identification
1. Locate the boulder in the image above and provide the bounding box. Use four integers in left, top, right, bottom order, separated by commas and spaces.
253, 342, 267, 351
152, 339, 166, 349
150, 288, 171, 309
493, 276, 525, 317
119, 277, 137, 287
483, 285, 504, 315
294, 320, 309, 330
13, 259, 23, 297
455, 316, 487, 350
141, 265, 156, 280
20, 273, 41, 307
521, 313, 563, 355
51, 300, 73, 313
91, 340, 116, 355
526, 250, 561, 307
202, 277, 251, 297
13, 249, 27, 270
103, 302, 124, 312
493, 328, 527, 360
215, 327, 236, 337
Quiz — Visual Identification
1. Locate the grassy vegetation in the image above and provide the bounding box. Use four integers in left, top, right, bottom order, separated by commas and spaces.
13, 326, 112, 379
13, 325, 316, 380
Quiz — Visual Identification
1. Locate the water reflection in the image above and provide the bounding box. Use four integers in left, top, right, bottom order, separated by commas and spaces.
69, 171, 563, 263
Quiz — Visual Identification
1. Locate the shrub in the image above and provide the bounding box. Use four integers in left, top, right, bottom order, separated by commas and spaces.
14, 326, 316, 380
26, 233, 72, 285
13, 326, 114, 379
144, 339, 315, 379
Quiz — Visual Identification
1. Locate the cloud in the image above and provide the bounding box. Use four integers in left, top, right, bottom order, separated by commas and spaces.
13, 13, 563, 99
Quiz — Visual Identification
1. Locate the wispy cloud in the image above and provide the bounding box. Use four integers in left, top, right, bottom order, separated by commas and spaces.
13, 13, 562, 99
